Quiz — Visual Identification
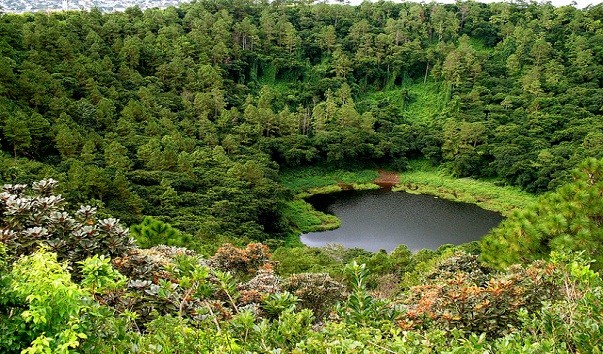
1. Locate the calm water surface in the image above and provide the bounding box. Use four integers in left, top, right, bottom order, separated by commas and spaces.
301, 189, 504, 252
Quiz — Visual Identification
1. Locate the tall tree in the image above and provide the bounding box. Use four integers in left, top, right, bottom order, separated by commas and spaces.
2, 114, 31, 157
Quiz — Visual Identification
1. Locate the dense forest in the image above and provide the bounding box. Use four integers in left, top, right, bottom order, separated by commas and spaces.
1, 0, 603, 352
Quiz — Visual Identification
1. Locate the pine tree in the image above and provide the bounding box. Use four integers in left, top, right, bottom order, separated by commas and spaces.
481, 158, 603, 270
130, 216, 185, 248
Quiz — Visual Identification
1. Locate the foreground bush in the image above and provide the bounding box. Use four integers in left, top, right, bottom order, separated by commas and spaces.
0, 179, 133, 269
398, 257, 558, 337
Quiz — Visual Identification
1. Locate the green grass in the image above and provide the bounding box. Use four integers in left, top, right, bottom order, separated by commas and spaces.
280, 166, 379, 194
280, 167, 380, 235
394, 160, 537, 216
403, 81, 450, 123
362, 80, 450, 124
281, 199, 341, 233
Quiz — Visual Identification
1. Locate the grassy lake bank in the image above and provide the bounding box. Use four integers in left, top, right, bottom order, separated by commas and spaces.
280, 163, 537, 236
393, 161, 537, 217
280, 167, 380, 234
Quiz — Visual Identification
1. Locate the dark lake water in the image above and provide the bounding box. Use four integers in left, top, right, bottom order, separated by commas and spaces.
301, 189, 504, 253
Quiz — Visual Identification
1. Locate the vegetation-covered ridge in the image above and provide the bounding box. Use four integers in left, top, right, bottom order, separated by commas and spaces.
2, 0, 603, 351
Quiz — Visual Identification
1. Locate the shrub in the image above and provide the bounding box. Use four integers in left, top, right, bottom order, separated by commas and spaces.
210, 243, 272, 279
109, 246, 207, 326
0, 179, 134, 269
338, 262, 395, 326
398, 254, 560, 338
283, 273, 345, 319
130, 216, 190, 248
238, 268, 282, 302
494, 252, 603, 353
79, 255, 127, 296
424, 251, 493, 286
1, 250, 91, 353
263, 292, 300, 319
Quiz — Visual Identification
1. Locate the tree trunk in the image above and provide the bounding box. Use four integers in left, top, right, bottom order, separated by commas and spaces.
423, 62, 430, 84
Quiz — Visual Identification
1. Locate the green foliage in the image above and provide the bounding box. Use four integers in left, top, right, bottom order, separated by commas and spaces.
340, 262, 391, 326
262, 291, 299, 319
2, 250, 90, 353
130, 216, 189, 248
363, 81, 450, 124
1, 2, 603, 352
272, 246, 341, 276
79, 255, 126, 295
0, 241, 7, 269
2, 217, 602, 354
482, 158, 603, 270
0, 0, 601, 249
110, 247, 218, 327
489, 252, 603, 353
137, 315, 241, 353
2, 114, 31, 157
0, 1, 600, 195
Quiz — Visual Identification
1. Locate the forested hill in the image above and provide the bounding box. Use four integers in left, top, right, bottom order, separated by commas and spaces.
0, 0, 602, 245
3, 2, 603, 353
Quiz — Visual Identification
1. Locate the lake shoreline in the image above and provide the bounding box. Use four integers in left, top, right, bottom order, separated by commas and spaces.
281, 166, 536, 236
301, 189, 504, 253
392, 169, 536, 217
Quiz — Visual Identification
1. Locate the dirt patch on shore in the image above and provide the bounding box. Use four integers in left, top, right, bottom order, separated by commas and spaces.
374, 170, 400, 189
